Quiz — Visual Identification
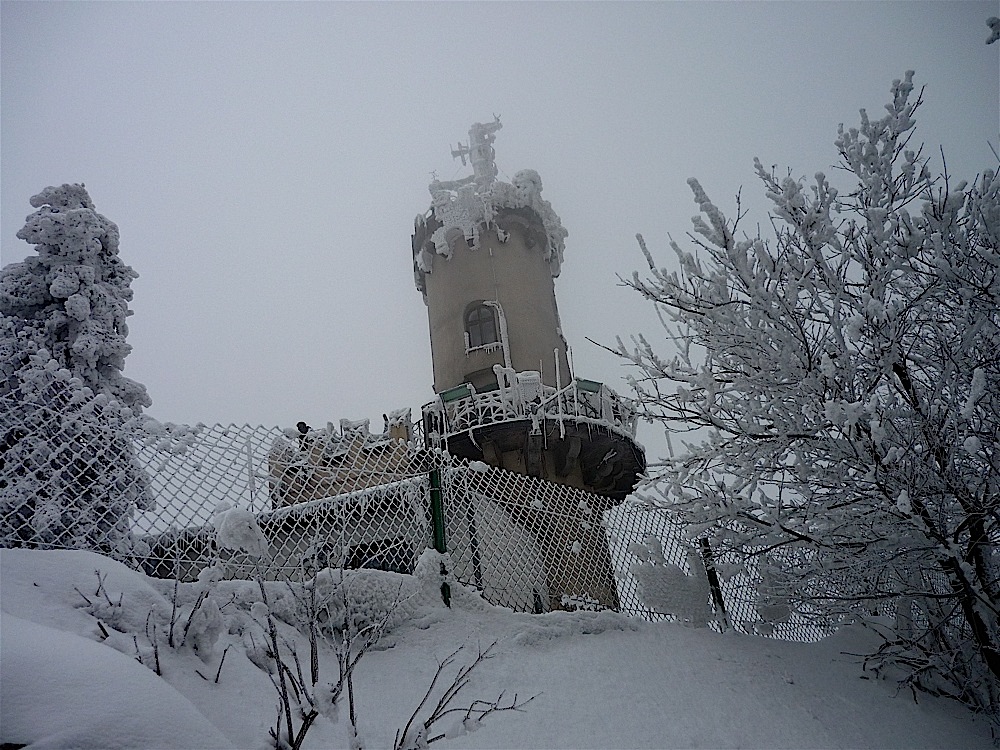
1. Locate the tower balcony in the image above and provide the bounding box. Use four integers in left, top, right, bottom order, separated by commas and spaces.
421, 371, 646, 503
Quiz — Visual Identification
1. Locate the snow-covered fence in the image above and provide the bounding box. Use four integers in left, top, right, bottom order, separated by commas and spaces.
0, 375, 153, 556
0, 384, 836, 638
604, 504, 839, 641
133, 418, 442, 582
0, 383, 439, 579
441, 461, 625, 614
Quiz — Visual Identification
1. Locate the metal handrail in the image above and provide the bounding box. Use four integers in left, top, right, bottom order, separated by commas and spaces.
422, 377, 640, 442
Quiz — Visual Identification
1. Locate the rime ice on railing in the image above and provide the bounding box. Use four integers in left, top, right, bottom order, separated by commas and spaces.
423, 374, 640, 445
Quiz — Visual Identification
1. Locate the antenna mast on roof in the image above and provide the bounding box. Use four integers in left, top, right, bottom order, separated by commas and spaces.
450, 115, 502, 193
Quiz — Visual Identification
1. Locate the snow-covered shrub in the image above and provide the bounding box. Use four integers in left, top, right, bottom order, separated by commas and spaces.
619, 74, 1000, 715
296, 566, 419, 641
0, 185, 152, 554
212, 501, 270, 559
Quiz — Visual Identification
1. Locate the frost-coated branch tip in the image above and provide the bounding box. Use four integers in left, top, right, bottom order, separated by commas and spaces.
636, 233, 655, 270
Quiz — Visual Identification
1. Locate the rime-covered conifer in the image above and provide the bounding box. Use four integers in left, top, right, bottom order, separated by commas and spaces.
0, 184, 152, 553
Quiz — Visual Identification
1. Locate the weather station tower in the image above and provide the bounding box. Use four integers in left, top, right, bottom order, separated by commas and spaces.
412, 119, 646, 610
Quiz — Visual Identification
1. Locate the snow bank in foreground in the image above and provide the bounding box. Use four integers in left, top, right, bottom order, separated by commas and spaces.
1, 548, 991, 749
1, 612, 234, 749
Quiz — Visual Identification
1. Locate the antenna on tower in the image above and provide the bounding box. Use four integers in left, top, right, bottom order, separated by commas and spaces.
458, 115, 503, 192
451, 142, 471, 166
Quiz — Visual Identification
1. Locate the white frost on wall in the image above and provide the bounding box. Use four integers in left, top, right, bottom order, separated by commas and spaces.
423, 119, 568, 278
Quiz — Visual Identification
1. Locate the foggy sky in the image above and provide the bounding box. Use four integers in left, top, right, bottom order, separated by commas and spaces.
2, 1, 997, 454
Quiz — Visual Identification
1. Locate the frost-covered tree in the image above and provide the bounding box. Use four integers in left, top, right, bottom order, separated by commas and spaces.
1, 184, 150, 408
619, 74, 1000, 714
0, 184, 153, 553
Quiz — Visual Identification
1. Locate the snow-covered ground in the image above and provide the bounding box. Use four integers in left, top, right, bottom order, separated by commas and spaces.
1, 548, 989, 749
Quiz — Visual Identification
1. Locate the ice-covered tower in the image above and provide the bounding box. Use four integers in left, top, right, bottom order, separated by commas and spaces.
412, 120, 646, 611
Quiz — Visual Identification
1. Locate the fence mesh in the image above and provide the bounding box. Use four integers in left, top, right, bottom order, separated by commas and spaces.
1, 381, 836, 640
132, 414, 440, 582
442, 463, 623, 613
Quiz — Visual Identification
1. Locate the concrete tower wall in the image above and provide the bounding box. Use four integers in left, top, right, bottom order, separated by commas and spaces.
423, 209, 569, 394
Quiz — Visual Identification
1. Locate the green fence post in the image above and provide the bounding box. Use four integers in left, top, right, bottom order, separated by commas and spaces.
429, 468, 451, 607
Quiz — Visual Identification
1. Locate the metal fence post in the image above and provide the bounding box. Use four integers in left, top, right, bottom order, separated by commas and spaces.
429, 468, 451, 607
700, 537, 729, 630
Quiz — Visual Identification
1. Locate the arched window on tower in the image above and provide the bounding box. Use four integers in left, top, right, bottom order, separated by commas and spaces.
464, 302, 499, 350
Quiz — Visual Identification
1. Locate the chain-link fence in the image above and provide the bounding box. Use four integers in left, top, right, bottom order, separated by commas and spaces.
604, 503, 840, 641
1, 381, 836, 640
133, 414, 441, 583
441, 463, 624, 614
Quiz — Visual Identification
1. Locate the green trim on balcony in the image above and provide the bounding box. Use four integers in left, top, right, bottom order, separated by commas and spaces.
439, 384, 473, 403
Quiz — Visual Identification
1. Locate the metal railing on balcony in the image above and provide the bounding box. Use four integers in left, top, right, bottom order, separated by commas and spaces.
423, 374, 641, 445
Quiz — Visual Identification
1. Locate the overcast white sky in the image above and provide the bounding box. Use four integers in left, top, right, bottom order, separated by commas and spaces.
2, 1, 997, 448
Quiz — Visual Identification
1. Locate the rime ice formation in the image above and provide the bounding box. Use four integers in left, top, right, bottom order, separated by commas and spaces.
212, 501, 270, 558
628, 536, 712, 627
0, 185, 153, 552
414, 118, 568, 288
1, 183, 150, 413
